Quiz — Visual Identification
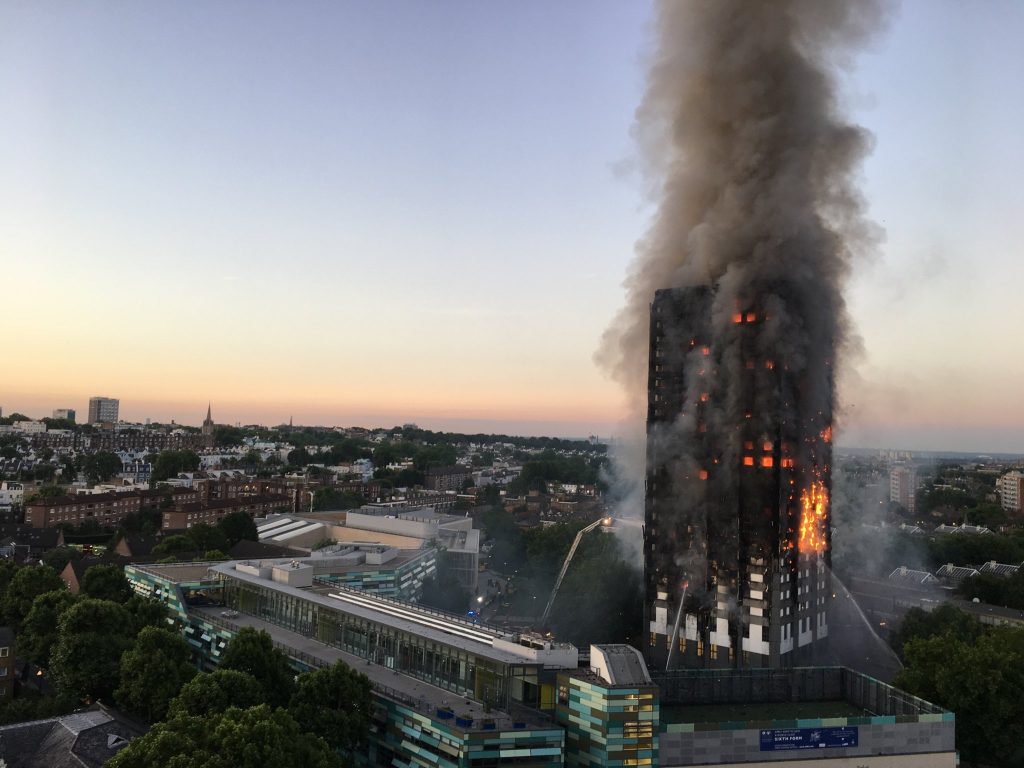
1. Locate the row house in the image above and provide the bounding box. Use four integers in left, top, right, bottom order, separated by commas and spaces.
24, 487, 201, 529
161, 494, 290, 530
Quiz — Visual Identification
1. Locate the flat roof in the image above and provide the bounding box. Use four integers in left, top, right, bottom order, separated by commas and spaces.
128, 562, 222, 584
310, 549, 429, 578
190, 605, 556, 732
661, 701, 868, 725
209, 561, 563, 666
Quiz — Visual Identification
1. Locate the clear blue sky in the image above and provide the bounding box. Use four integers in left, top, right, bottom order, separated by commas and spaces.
1, 1, 1022, 451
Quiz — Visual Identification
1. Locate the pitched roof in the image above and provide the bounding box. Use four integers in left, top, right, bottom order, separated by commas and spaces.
0, 525, 63, 549
0, 703, 146, 768
887, 566, 939, 587
117, 533, 158, 556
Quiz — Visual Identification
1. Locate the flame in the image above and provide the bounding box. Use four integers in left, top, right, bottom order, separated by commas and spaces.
821, 426, 832, 443
798, 481, 828, 554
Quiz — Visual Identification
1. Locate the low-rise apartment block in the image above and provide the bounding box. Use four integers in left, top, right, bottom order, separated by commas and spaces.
162, 494, 290, 530
25, 488, 201, 528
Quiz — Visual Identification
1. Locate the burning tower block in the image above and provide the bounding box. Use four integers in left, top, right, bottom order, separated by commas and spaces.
644, 287, 832, 670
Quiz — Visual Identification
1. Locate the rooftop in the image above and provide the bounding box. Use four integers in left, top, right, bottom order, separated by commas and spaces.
190, 605, 555, 732
661, 700, 867, 725
129, 562, 222, 585
209, 560, 575, 665
591, 644, 652, 686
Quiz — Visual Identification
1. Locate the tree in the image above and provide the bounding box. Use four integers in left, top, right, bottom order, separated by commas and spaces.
393, 467, 425, 487
35, 484, 68, 499
219, 628, 295, 707
2, 564, 65, 629
42, 545, 82, 572
150, 449, 201, 484
168, 669, 265, 718
18, 589, 78, 667
185, 523, 228, 553
0, 559, 18, 596
312, 488, 364, 512
81, 564, 133, 603
218, 511, 258, 546
50, 598, 136, 700
115, 507, 163, 536
33, 464, 56, 483
480, 506, 526, 572
212, 425, 245, 447
105, 705, 340, 768
116, 627, 197, 722
80, 451, 123, 485
41, 418, 75, 432
151, 535, 196, 558
413, 443, 457, 471
0, 688, 80, 725
896, 626, 1024, 767
288, 661, 373, 753
481, 484, 502, 509
287, 448, 312, 466
472, 451, 495, 467
959, 569, 1024, 611
124, 594, 169, 635
891, 604, 983, 660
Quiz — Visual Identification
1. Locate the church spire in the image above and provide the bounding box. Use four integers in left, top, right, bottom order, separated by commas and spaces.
201, 402, 215, 441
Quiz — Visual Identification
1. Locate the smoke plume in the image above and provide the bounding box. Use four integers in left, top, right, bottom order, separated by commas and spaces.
598, 3, 890, 584
599, 0, 886, 420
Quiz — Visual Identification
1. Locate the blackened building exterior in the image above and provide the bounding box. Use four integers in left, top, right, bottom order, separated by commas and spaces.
644, 287, 832, 670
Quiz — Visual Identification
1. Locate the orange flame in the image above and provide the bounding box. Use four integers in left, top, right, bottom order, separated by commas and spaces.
798, 481, 828, 555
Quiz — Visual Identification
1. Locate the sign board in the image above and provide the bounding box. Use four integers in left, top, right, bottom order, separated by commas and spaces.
759, 726, 858, 751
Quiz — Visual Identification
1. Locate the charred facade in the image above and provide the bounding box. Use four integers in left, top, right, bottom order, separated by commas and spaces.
644, 287, 832, 670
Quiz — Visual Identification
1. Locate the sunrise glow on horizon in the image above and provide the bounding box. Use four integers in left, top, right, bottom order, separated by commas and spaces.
3, 1, 1024, 452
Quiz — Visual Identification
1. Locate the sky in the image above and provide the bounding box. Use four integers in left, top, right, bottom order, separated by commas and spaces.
1, 1, 1022, 451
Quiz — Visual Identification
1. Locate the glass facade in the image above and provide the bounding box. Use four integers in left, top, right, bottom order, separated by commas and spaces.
221, 573, 542, 710
125, 564, 233, 664
370, 697, 565, 768
315, 549, 436, 600
126, 563, 573, 768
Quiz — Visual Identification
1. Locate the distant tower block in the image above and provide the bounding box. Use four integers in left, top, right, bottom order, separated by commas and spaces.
644, 287, 832, 670
88, 396, 119, 424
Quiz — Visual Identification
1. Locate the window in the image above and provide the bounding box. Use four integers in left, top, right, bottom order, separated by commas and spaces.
0, 647, 8, 658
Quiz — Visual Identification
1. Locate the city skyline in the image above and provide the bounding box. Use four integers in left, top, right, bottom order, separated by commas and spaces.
3, 1, 1024, 451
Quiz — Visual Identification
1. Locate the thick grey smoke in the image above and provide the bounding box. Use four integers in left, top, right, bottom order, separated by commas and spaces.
599, 0, 888, 507
599, 0, 885, 411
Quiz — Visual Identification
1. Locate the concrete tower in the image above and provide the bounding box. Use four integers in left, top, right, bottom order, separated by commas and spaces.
643, 287, 832, 670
